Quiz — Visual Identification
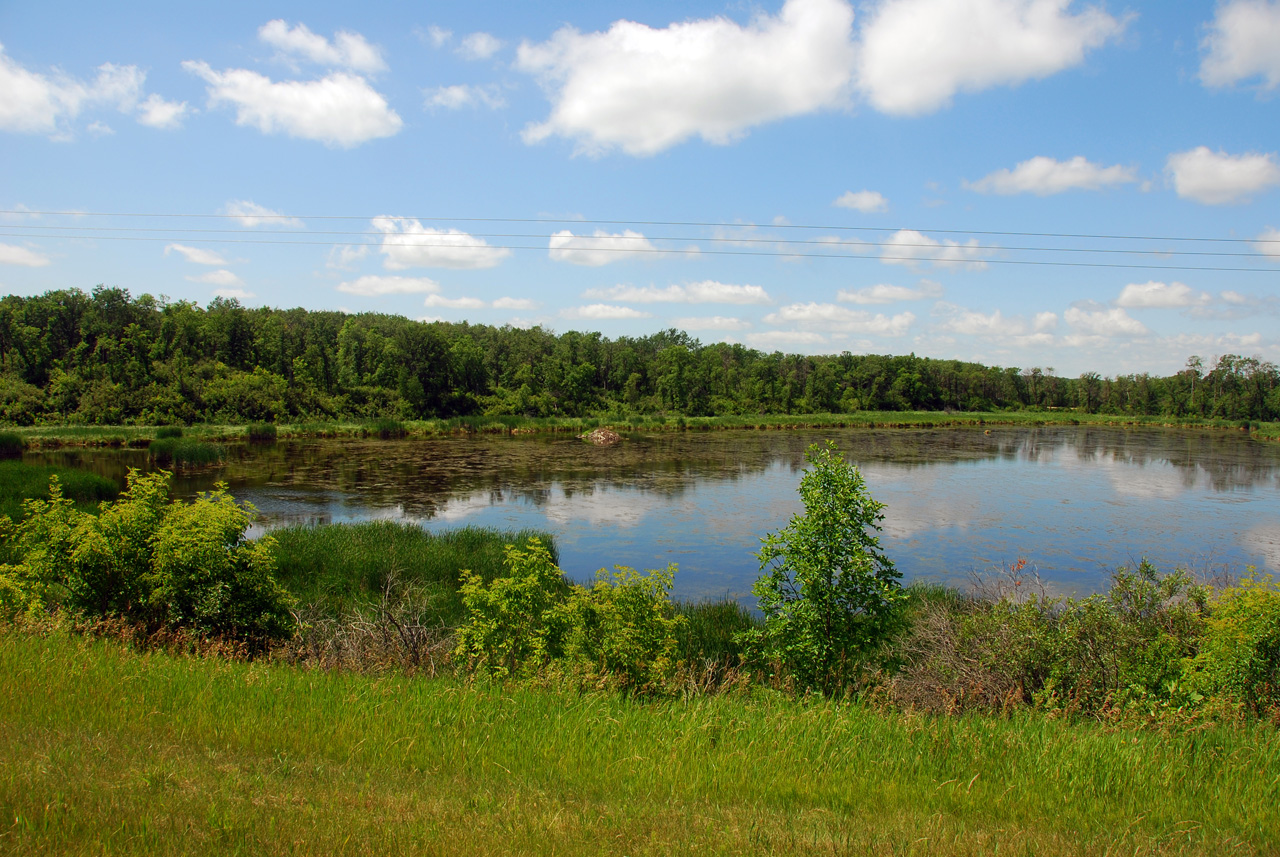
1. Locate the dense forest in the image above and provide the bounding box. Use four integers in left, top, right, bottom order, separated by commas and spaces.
0, 287, 1276, 425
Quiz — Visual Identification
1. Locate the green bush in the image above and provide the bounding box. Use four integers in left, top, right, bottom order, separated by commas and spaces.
739, 441, 904, 694
154, 426, 184, 439
1185, 574, 1280, 713
454, 538, 686, 693
0, 470, 295, 647
247, 422, 278, 442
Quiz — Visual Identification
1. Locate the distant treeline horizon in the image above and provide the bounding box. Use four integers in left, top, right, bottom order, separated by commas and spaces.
0, 287, 1275, 425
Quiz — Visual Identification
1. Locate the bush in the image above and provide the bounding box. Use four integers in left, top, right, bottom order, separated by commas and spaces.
454, 538, 686, 693
739, 441, 904, 694
0, 470, 295, 647
1185, 573, 1280, 713
154, 426, 184, 439
247, 422, 278, 442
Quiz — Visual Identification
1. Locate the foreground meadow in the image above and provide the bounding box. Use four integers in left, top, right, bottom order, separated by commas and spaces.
2, 627, 1277, 857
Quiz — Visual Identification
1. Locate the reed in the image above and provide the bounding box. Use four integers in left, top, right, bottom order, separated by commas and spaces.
246, 422, 278, 442
147, 438, 227, 467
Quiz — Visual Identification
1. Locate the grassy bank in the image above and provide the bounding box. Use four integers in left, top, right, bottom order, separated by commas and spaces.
0, 459, 118, 521
2, 627, 1276, 856
5, 411, 1276, 447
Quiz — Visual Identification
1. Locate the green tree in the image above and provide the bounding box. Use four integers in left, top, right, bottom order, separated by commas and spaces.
741, 441, 903, 693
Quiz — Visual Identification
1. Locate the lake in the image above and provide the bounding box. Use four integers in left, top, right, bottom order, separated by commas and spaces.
28, 426, 1280, 602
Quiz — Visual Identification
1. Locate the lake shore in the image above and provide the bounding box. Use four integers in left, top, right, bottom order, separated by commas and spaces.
5, 409, 1277, 448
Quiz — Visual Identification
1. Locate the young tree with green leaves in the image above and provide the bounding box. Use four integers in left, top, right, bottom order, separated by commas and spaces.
741, 441, 903, 694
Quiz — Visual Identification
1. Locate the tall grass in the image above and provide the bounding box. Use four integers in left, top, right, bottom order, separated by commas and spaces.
147, 438, 226, 467
245, 422, 277, 443
0, 460, 119, 522
0, 431, 25, 458
270, 521, 556, 623
2, 627, 1276, 856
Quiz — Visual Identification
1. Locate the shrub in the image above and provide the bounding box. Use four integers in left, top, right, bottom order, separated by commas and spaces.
454, 538, 686, 693
1185, 573, 1280, 713
739, 441, 904, 694
0, 470, 295, 647
148, 438, 226, 467
154, 426, 184, 439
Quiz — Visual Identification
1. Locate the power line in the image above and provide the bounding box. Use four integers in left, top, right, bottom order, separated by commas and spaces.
3, 209, 1277, 246
1, 229, 1275, 273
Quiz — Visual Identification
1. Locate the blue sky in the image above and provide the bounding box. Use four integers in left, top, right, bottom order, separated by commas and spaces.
1, 0, 1277, 376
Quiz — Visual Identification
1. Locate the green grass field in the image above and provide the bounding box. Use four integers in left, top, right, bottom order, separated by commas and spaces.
2, 627, 1276, 856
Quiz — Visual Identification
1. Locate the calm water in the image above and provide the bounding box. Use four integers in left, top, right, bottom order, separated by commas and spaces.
29, 427, 1280, 602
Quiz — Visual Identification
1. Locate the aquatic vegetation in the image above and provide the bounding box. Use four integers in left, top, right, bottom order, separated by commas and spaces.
147, 438, 226, 467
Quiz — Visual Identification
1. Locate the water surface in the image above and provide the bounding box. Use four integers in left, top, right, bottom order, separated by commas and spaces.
30, 427, 1280, 602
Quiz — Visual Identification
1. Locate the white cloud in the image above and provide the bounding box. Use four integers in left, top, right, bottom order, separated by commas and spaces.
563, 304, 652, 320
0, 45, 153, 135
492, 296, 539, 310
423, 294, 486, 310
165, 243, 228, 266
1033, 311, 1059, 332
837, 280, 942, 304
583, 281, 771, 304
86, 120, 113, 136
258, 20, 387, 74
1221, 290, 1249, 305
1116, 281, 1211, 309
337, 275, 441, 296
183, 61, 402, 148
745, 330, 829, 348
549, 230, 657, 265
931, 302, 1059, 340
186, 269, 243, 287
1165, 147, 1280, 205
458, 32, 503, 60
1255, 226, 1280, 258
516, 0, 857, 155
223, 200, 304, 228
327, 244, 369, 270
212, 287, 255, 300
425, 26, 452, 48
856, 0, 1125, 115
966, 155, 1137, 195
881, 229, 988, 270
764, 302, 916, 335
672, 316, 751, 331
373, 217, 511, 269
833, 190, 888, 212
0, 243, 51, 267
136, 93, 189, 129
1200, 0, 1280, 90
1064, 305, 1148, 337
425, 84, 506, 110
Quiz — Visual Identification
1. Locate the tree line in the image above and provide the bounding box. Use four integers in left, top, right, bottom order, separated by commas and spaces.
0, 287, 1275, 425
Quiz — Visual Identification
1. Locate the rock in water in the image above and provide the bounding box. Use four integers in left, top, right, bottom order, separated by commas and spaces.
580, 427, 622, 446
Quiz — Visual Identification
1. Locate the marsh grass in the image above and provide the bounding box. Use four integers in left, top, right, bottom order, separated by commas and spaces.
147, 438, 226, 467
2, 627, 1277, 856
0, 460, 119, 522
270, 521, 556, 623
245, 422, 277, 443
0, 431, 25, 458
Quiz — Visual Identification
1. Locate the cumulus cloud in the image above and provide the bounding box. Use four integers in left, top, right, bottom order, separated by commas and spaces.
745, 330, 829, 348
0, 45, 184, 136
493, 296, 539, 310
1255, 226, 1280, 258
764, 302, 915, 335
165, 243, 228, 266
337, 275, 441, 296
1116, 281, 1211, 308
1033, 311, 1059, 332
1165, 147, 1280, 205
223, 200, 304, 228
212, 287, 255, 300
186, 269, 243, 287
423, 294, 486, 310
582, 281, 770, 304
1200, 0, 1280, 90
0, 243, 51, 267
424, 26, 453, 48
549, 230, 658, 265
1064, 305, 1148, 337
856, 0, 1126, 115
672, 316, 752, 331
373, 217, 511, 269
259, 20, 387, 74
562, 304, 652, 320
425, 84, 505, 109
837, 280, 942, 304
327, 244, 369, 269
833, 190, 888, 212
966, 155, 1137, 195
931, 302, 1059, 340
458, 32, 503, 60
183, 61, 402, 147
881, 229, 988, 270
135, 93, 189, 129
516, 0, 857, 155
